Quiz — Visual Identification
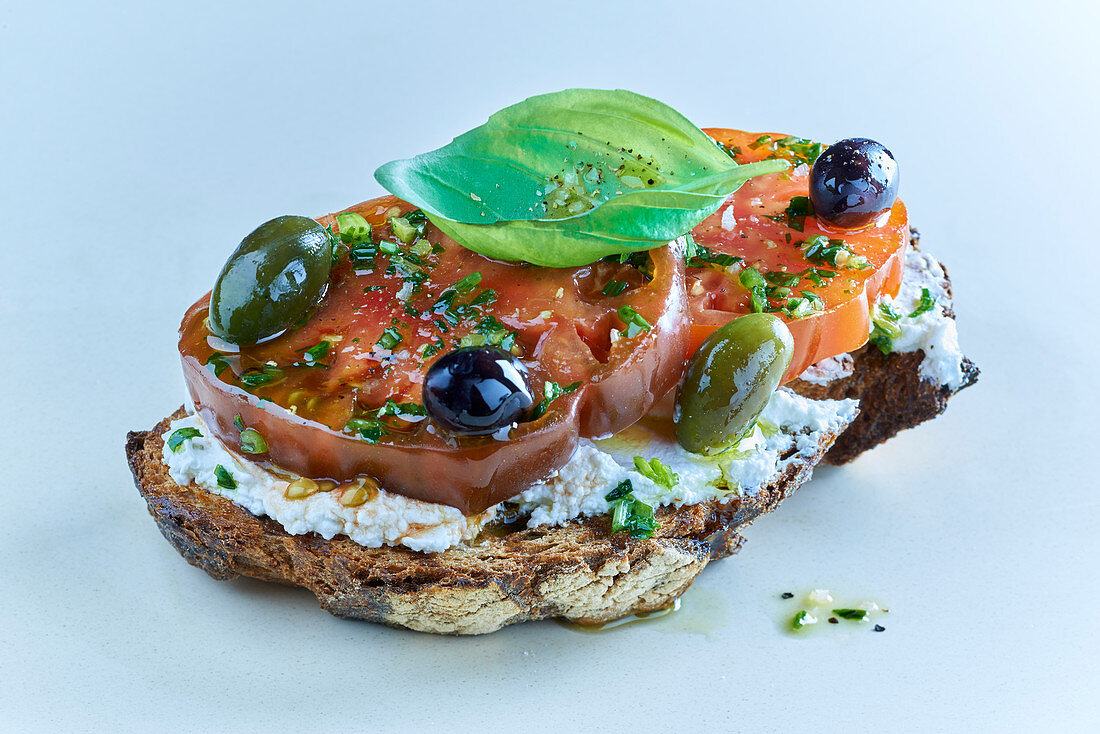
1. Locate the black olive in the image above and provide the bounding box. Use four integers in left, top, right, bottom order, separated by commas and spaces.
423, 347, 534, 436
809, 138, 899, 228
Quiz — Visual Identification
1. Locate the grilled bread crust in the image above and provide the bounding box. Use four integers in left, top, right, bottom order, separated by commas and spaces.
127, 411, 846, 634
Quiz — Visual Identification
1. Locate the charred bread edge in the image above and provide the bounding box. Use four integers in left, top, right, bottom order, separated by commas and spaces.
127, 409, 848, 634
790, 235, 979, 464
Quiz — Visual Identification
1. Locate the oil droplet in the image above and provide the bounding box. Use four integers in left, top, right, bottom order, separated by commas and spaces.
555, 598, 681, 633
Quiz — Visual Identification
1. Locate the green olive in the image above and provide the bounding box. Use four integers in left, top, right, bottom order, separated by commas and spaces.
208, 215, 333, 344
674, 313, 794, 455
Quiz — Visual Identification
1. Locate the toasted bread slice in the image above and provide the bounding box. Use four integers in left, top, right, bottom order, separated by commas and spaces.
127, 409, 848, 634
789, 235, 979, 463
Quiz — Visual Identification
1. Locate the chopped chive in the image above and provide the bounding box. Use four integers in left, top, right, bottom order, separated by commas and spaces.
167, 427, 202, 452
214, 464, 237, 490
453, 271, 482, 293
403, 209, 428, 226
239, 428, 268, 454
205, 352, 231, 377
468, 288, 498, 307
832, 608, 869, 621
345, 418, 386, 443
605, 479, 634, 502
296, 340, 331, 364
335, 212, 371, 245
617, 305, 651, 338
239, 364, 283, 388
529, 380, 582, 420
791, 610, 817, 631
389, 215, 419, 243
909, 287, 936, 317
376, 327, 403, 351
431, 289, 457, 313
632, 456, 679, 489
869, 302, 903, 354
601, 280, 629, 296
739, 266, 767, 290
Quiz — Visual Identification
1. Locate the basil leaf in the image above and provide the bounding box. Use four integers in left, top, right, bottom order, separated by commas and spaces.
375, 89, 787, 266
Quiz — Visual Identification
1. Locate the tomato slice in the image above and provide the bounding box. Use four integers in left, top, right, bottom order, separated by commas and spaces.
179, 196, 686, 513
689, 129, 909, 381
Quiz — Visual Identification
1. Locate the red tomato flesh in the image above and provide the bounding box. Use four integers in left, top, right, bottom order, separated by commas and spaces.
690, 129, 908, 381
178, 197, 687, 513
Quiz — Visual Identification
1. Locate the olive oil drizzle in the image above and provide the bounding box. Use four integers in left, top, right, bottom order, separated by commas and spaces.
554, 598, 681, 633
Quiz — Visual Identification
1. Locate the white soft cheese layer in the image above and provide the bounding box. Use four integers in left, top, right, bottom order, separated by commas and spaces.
162, 413, 497, 553
875, 249, 967, 389
514, 388, 857, 529
796, 249, 967, 389
163, 389, 857, 553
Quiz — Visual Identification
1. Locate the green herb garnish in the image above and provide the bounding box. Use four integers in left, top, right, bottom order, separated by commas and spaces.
774, 195, 814, 232
205, 352, 231, 377
335, 212, 371, 245
909, 288, 935, 318
739, 266, 768, 313
167, 427, 202, 452
800, 235, 870, 270
529, 380, 582, 420
239, 364, 284, 388
458, 315, 518, 352
468, 288, 498, 307
632, 456, 679, 490
389, 215, 420, 244
345, 418, 386, 443
770, 136, 825, 167
791, 610, 817, 631
605, 479, 634, 502
376, 327, 403, 351
601, 280, 629, 297
684, 236, 742, 269
239, 428, 268, 454
214, 464, 237, 490
617, 305, 651, 338
376, 399, 427, 419
453, 271, 482, 293
869, 302, 903, 354
293, 340, 331, 367
832, 608, 869, 621
603, 479, 659, 539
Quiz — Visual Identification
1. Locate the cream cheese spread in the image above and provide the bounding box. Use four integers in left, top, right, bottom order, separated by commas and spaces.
795, 249, 966, 389
515, 388, 858, 528
162, 413, 497, 553
162, 389, 857, 553
796, 353, 854, 386
876, 249, 967, 389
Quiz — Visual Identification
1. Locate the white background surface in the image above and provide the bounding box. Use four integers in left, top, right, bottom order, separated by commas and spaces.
2, 1, 1098, 731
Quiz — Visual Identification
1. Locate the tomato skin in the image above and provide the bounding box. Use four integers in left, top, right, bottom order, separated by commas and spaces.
182, 328, 581, 515
691, 129, 909, 382
574, 239, 687, 437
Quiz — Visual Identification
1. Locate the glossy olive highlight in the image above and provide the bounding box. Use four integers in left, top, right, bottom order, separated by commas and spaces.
208, 215, 333, 344
675, 313, 794, 455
